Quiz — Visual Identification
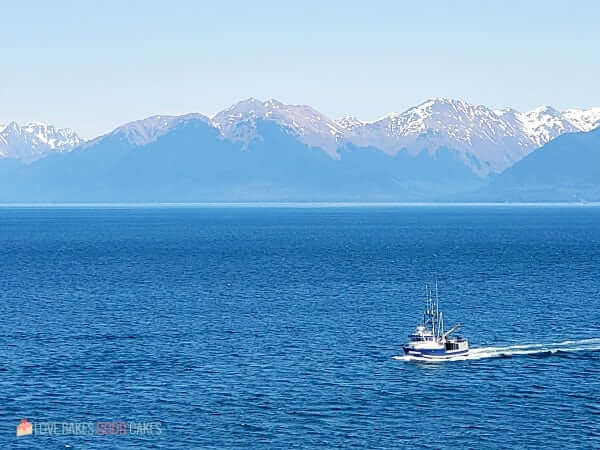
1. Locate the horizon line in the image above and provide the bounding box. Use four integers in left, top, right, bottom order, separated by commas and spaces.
1, 202, 599, 208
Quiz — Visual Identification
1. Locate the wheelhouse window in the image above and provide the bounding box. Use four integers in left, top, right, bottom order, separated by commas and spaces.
410, 335, 434, 342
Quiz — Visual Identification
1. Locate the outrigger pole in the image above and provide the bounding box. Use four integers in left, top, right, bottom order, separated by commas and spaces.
441, 323, 462, 340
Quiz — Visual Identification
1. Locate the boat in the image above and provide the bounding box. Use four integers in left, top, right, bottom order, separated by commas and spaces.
402, 283, 469, 359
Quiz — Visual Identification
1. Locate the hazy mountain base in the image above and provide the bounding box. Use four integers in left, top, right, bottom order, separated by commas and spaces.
474, 127, 600, 202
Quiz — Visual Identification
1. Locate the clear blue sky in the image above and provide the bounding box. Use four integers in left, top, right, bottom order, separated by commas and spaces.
1, 1, 599, 137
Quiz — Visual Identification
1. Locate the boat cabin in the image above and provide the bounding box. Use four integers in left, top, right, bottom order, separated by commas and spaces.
408, 325, 435, 342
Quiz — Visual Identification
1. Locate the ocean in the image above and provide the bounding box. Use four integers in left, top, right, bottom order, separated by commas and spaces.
1, 205, 599, 448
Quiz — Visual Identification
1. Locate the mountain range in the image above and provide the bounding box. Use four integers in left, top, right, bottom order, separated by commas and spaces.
1, 97, 599, 202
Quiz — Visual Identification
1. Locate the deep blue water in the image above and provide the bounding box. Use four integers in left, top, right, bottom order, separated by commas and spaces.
1, 205, 599, 449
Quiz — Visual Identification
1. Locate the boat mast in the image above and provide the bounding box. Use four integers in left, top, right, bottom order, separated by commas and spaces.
430, 285, 435, 338
435, 281, 440, 339
424, 283, 428, 326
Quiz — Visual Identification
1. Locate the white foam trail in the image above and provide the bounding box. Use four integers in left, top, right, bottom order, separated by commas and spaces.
393, 338, 600, 363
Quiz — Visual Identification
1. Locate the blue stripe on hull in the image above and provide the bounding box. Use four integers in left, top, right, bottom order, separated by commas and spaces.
403, 347, 468, 358
419, 349, 468, 359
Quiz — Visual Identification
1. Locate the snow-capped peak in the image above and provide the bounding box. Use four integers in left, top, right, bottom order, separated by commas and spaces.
212, 98, 343, 156
0, 121, 82, 162
338, 98, 530, 174
102, 113, 210, 147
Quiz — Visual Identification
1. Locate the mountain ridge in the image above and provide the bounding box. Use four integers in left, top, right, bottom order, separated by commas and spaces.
2, 98, 599, 177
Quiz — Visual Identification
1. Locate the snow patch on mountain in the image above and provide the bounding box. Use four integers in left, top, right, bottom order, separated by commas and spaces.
562, 107, 600, 132
516, 106, 579, 147
335, 115, 364, 131
496, 105, 600, 148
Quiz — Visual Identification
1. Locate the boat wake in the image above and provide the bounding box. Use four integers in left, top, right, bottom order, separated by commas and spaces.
394, 338, 600, 362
